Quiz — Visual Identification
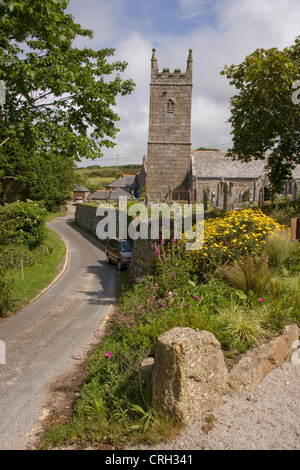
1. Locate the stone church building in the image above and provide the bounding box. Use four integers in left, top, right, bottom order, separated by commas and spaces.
146, 49, 300, 206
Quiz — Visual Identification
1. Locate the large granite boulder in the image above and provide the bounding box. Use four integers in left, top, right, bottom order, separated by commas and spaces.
152, 327, 228, 424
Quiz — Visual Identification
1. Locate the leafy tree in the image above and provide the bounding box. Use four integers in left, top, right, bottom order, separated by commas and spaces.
221, 36, 300, 193
0, 0, 135, 159
25, 151, 75, 210
0, 139, 75, 209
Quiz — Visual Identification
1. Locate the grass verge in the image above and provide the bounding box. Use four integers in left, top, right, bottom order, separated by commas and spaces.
8, 222, 66, 313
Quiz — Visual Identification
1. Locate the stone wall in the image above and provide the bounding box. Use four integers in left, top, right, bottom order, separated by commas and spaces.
75, 204, 100, 236
75, 204, 172, 278
75, 204, 159, 278
75, 204, 123, 240
149, 325, 300, 425
226, 324, 300, 393
129, 238, 154, 278
196, 177, 265, 207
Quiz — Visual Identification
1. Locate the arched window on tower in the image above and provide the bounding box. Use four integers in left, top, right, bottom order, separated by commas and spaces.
166, 98, 175, 115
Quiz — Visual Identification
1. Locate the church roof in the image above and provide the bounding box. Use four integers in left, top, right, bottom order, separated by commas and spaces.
106, 174, 139, 189
191, 151, 300, 180
90, 188, 133, 200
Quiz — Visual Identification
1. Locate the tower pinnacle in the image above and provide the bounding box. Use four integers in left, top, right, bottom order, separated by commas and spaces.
151, 48, 158, 71
187, 49, 193, 71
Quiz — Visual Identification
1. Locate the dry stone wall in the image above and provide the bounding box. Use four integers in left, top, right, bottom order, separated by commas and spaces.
129, 238, 154, 278
150, 325, 300, 424
226, 324, 300, 393
74, 203, 122, 240
75, 204, 100, 236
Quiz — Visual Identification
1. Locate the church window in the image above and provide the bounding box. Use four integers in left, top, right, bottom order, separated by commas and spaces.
167, 98, 175, 115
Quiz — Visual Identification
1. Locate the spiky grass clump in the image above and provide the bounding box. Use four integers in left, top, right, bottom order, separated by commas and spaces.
213, 304, 268, 352
217, 252, 272, 297
264, 230, 296, 270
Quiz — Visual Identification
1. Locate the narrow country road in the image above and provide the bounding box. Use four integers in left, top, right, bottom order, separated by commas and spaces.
0, 206, 119, 450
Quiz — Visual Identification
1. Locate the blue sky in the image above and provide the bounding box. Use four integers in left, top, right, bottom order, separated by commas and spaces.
122, 0, 218, 37
66, 0, 300, 167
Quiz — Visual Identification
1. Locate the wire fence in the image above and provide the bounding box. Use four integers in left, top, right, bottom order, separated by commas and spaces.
1, 243, 51, 280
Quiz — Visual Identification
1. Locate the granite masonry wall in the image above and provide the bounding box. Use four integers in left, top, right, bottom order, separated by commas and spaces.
75, 204, 102, 236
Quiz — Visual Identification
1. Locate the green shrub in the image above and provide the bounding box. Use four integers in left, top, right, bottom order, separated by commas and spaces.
184, 208, 284, 279
263, 196, 300, 225
0, 243, 32, 269
0, 201, 46, 249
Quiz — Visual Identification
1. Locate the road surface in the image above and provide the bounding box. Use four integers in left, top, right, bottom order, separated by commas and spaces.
0, 208, 119, 450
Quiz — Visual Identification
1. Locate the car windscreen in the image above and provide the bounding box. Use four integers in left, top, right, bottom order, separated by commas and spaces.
108, 240, 118, 248
120, 241, 131, 252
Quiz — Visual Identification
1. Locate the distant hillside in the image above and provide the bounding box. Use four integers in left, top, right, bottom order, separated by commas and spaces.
74, 164, 141, 193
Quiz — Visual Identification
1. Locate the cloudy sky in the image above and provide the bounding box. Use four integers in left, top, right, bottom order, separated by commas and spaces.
66, 0, 300, 167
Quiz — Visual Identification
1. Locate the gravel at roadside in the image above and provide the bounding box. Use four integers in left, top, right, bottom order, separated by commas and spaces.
132, 360, 300, 450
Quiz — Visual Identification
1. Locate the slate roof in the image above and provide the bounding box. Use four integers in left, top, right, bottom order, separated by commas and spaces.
106, 174, 139, 189
191, 151, 300, 180
90, 188, 134, 200
74, 184, 90, 192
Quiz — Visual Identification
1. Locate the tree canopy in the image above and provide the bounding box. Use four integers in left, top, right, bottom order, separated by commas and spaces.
0, 138, 75, 209
221, 36, 300, 193
0, 0, 135, 160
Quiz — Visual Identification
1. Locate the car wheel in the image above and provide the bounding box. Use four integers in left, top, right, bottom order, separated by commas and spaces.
117, 259, 122, 271
106, 253, 110, 264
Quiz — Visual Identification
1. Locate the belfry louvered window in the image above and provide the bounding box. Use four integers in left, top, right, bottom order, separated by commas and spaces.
167, 98, 175, 115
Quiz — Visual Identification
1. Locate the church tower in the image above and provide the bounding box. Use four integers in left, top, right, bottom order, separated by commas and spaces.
146, 49, 193, 201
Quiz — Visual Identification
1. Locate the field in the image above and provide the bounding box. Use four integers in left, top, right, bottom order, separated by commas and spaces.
74, 164, 141, 193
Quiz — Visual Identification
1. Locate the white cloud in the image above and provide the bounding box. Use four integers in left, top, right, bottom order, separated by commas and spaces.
67, 0, 124, 47
217, 0, 300, 49
177, 0, 214, 19
191, 96, 232, 149
114, 33, 153, 87
69, 0, 300, 165
91, 33, 152, 166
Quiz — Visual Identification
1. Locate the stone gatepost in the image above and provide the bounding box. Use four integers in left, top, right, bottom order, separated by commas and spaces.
152, 328, 228, 424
